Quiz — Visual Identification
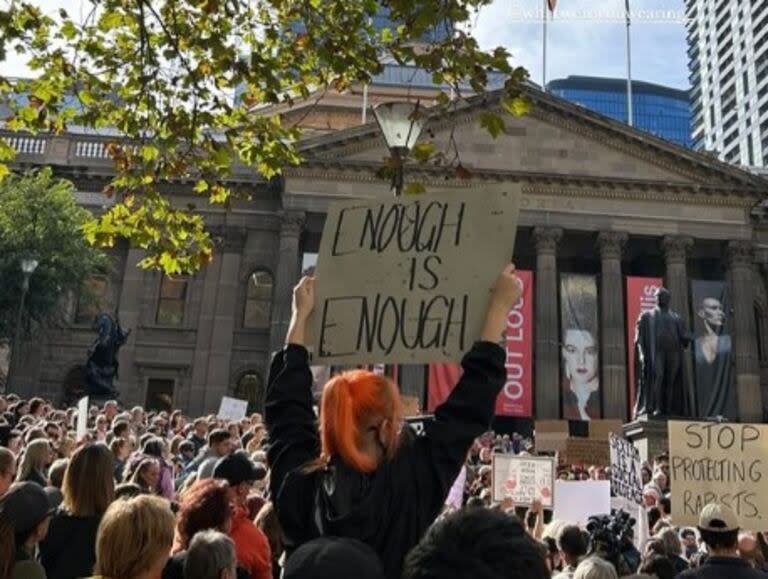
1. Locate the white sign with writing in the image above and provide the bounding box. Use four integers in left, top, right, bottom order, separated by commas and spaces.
217, 396, 249, 422
492, 455, 555, 507
610, 434, 643, 505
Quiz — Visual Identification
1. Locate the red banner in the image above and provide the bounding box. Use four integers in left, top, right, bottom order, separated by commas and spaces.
625, 276, 663, 415
427, 270, 534, 417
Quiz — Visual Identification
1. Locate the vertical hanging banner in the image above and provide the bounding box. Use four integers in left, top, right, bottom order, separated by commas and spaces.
311, 186, 522, 365
690, 281, 736, 420
626, 277, 663, 415
427, 271, 533, 416
496, 270, 534, 417
560, 275, 601, 421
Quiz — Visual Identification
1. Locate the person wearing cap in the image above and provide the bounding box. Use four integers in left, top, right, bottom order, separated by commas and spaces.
213, 451, 272, 579
678, 503, 768, 578
0, 482, 55, 579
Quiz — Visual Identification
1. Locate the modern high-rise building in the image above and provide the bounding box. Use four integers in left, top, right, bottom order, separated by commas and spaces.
685, 0, 768, 167
547, 76, 693, 148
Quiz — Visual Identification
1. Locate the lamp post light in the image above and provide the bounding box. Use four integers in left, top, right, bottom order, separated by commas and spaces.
372, 101, 426, 196
5, 258, 39, 394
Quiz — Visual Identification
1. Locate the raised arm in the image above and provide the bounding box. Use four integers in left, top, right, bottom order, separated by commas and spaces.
265, 276, 320, 499
406, 265, 523, 499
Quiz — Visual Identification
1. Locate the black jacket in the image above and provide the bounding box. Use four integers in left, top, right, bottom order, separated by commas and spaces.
677, 556, 768, 579
39, 510, 101, 579
265, 341, 505, 579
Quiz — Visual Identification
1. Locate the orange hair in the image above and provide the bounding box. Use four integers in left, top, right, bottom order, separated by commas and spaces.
320, 370, 403, 473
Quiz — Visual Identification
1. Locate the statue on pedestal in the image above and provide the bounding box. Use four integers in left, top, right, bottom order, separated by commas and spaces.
633, 288, 692, 418
85, 313, 130, 398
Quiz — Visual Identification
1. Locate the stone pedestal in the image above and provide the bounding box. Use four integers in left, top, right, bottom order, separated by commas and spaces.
623, 417, 669, 464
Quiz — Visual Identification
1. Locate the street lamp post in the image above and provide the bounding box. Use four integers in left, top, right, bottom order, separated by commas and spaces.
5, 258, 39, 394
372, 101, 426, 196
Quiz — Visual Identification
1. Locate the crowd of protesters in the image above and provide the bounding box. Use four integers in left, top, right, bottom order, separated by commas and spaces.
0, 267, 766, 579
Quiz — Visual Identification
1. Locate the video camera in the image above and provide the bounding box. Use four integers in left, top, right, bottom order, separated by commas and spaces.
585, 509, 636, 572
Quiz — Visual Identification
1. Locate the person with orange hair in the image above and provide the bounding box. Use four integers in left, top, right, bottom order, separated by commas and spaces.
265, 264, 522, 579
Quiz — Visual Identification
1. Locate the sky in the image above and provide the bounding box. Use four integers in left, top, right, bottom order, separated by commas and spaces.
0, 0, 691, 90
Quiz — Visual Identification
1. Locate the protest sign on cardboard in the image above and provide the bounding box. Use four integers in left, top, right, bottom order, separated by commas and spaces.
561, 438, 610, 466
217, 396, 249, 422
589, 420, 623, 440
610, 434, 643, 505
492, 455, 555, 507
669, 420, 768, 530
311, 186, 521, 365
535, 420, 569, 453
554, 480, 611, 525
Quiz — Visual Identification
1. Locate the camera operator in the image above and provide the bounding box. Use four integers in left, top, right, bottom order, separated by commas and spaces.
679, 503, 768, 579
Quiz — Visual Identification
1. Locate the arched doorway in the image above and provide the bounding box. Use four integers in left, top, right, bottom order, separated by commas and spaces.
234, 370, 265, 413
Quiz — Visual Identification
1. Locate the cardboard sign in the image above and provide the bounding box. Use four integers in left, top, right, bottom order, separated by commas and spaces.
554, 480, 611, 525
492, 455, 555, 507
669, 420, 768, 530
535, 420, 569, 453
589, 420, 623, 440
311, 186, 521, 365
76, 396, 89, 441
401, 394, 421, 418
610, 434, 643, 505
561, 438, 610, 466
217, 396, 249, 422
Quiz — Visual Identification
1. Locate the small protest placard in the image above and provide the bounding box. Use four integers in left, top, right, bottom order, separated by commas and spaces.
311, 186, 521, 365
534, 420, 569, 453
669, 420, 768, 530
610, 434, 643, 505
560, 438, 610, 466
217, 396, 249, 422
492, 455, 555, 507
76, 396, 89, 441
554, 480, 611, 525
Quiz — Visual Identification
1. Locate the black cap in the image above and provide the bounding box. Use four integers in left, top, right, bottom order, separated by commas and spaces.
0, 482, 56, 534
284, 537, 385, 579
213, 452, 258, 486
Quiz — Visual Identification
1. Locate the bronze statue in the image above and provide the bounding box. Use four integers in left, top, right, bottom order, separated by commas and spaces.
633, 288, 692, 418
85, 313, 130, 398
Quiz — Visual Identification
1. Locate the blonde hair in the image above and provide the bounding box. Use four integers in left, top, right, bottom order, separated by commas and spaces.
62, 443, 115, 516
95, 495, 175, 579
16, 438, 50, 482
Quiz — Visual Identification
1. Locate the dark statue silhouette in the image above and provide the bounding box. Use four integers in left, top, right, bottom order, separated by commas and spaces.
633, 288, 692, 418
85, 313, 130, 398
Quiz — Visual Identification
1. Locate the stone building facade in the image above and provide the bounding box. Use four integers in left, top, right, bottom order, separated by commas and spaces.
5, 84, 768, 421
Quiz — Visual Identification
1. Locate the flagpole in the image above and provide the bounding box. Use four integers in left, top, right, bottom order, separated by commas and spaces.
625, 0, 633, 127
542, 0, 548, 92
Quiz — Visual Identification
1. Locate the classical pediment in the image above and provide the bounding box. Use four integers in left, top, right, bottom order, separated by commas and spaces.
295, 86, 768, 196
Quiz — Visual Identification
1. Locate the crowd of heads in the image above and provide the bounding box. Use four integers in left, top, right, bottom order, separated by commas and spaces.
1, 391, 767, 579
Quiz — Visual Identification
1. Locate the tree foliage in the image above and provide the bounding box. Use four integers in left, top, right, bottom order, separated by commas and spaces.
0, 168, 109, 339
0, 0, 529, 273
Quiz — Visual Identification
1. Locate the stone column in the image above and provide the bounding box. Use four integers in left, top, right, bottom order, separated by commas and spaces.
727, 241, 762, 422
534, 227, 563, 419
661, 235, 694, 418
269, 212, 305, 354
116, 248, 146, 406
661, 236, 693, 325
597, 231, 629, 421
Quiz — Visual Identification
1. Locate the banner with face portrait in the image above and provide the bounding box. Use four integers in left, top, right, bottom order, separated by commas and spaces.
690, 280, 736, 420
560, 275, 601, 421
625, 277, 663, 415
